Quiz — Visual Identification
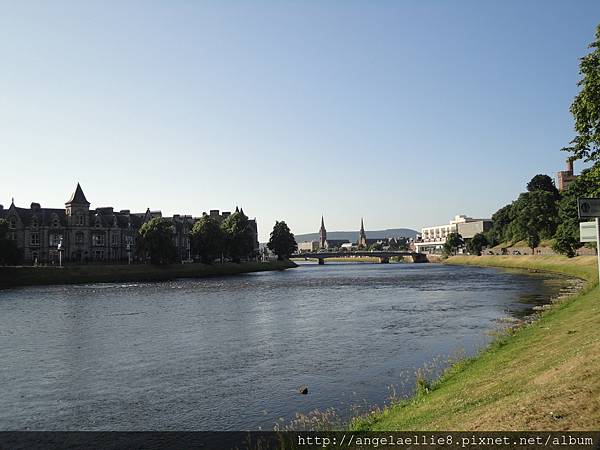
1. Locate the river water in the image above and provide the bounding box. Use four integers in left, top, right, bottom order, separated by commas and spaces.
0, 262, 571, 430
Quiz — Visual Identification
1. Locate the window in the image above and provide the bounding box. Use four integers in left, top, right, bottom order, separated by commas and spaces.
95, 219, 102, 228
92, 234, 105, 246
30, 232, 40, 246
93, 250, 105, 260
31, 218, 39, 228
76, 232, 84, 244
77, 214, 84, 226
52, 217, 60, 228
9, 218, 16, 229
111, 234, 119, 246
49, 234, 59, 247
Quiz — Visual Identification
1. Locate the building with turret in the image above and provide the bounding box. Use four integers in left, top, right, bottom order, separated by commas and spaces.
557, 158, 578, 191
0, 183, 259, 265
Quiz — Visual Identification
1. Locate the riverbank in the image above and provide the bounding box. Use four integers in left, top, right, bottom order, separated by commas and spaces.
351, 255, 599, 430
0, 260, 297, 289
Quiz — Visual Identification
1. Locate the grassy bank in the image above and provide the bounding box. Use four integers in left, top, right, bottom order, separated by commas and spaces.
0, 260, 297, 289
351, 255, 599, 430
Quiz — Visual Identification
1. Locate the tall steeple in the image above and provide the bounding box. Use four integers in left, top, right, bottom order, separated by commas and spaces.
319, 215, 327, 249
359, 218, 367, 247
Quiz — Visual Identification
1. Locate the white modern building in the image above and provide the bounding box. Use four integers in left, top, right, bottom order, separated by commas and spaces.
414, 215, 491, 254
297, 241, 320, 252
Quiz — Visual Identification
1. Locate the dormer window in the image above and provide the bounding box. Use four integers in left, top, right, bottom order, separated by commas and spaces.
52, 217, 60, 228
9, 218, 16, 229
31, 218, 39, 228
95, 218, 102, 228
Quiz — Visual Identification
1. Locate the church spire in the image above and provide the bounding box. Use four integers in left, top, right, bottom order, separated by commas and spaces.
359, 217, 367, 247
319, 215, 327, 249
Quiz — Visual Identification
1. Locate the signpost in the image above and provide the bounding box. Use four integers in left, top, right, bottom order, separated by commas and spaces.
578, 198, 600, 284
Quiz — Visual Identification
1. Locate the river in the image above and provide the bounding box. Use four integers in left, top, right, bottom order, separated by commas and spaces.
0, 262, 572, 430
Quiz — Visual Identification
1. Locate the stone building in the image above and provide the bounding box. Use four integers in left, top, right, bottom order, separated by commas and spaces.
0, 183, 259, 265
557, 158, 578, 191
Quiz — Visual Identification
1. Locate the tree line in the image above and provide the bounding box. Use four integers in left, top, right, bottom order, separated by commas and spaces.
138, 210, 259, 264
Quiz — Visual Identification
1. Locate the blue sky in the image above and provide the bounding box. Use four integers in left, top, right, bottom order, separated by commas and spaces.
1, 1, 599, 240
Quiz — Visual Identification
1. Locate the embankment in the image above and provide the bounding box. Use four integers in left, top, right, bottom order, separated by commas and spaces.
0, 260, 297, 289
352, 255, 599, 430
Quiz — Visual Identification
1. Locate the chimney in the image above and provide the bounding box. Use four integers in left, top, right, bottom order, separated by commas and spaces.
567, 158, 574, 174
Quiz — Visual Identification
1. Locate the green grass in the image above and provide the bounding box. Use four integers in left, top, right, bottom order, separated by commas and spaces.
0, 260, 297, 288
351, 255, 600, 430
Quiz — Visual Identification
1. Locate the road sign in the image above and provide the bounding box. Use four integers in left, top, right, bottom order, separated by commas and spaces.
578, 198, 600, 218
580, 221, 597, 242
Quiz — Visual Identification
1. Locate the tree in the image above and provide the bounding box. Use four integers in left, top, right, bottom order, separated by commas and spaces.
190, 216, 225, 263
221, 211, 255, 263
510, 191, 558, 242
443, 232, 464, 256
267, 221, 297, 260
369, 242, 383, 251
0, 219, 21, 265
486, 203, 514, 246
563, 24, 600, 163
466, 232, 488, 256
527, 230, 541, 255
137, 217, 176, 264
527, 174, 559, 200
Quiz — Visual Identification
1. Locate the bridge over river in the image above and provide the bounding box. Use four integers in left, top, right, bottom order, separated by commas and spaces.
292, 251, 428, 264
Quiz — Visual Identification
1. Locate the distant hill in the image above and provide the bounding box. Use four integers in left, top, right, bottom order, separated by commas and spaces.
293, 228, 419, 243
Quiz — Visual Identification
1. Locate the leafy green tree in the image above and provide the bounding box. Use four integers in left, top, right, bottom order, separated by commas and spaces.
527, 231, 541, 254
267, 221, 297, 260
466, 232, 488, 256
510, 191, 558, 242
190, 216, 225, 263
486, 204, 513, 246
137, 217, 176, 264
221, 211, 255, 263
563, 25, 600, 163
0, 218, 21, 265
369, 242, 383, 251
527, 174, 559, 200
443, 232, 464, 256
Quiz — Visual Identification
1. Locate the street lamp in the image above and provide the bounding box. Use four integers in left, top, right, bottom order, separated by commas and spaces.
57, 235, 63, 268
